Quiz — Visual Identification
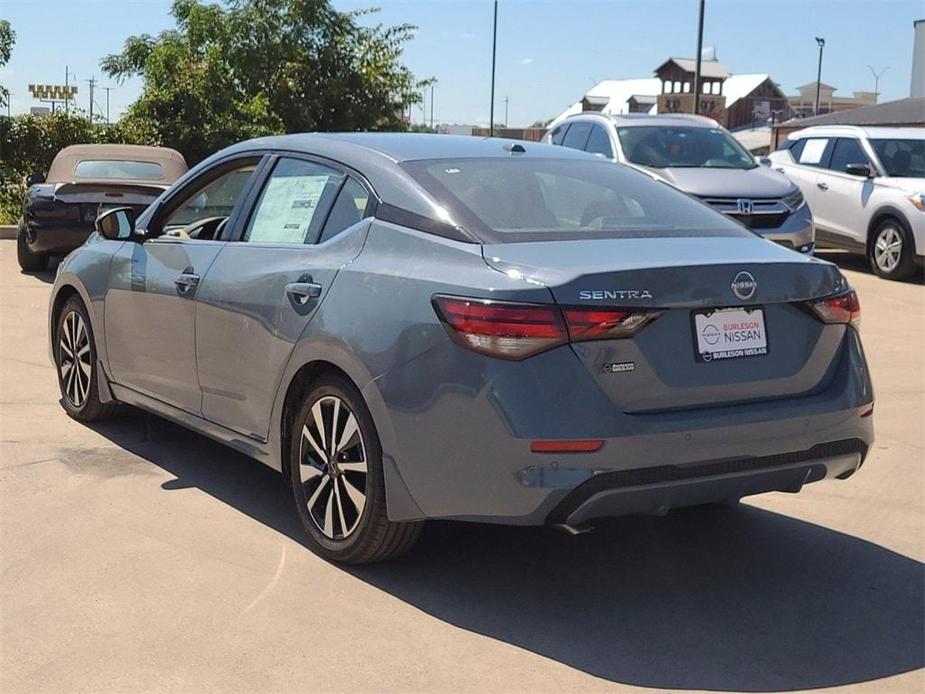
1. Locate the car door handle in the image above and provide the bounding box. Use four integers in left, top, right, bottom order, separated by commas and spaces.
285, 281, 323, 304
817, 181, 829, 191
774, 167, 785, 173
174, 272, 200, 294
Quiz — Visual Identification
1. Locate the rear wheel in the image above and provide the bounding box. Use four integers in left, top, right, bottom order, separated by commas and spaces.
55, 296, 120, 422
289, 376, 421, 564
869, 218, 917, 281
17, 224, 48, 272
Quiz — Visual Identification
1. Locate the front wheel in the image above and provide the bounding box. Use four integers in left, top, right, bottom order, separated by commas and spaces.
289, 376, 422, 564
869, 218, 918, 281
55, 296, 120, 422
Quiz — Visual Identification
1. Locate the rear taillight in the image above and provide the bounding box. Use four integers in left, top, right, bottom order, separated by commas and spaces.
807, 290, 861, 329
562, 307, 661, 341
433, 295, 658, 360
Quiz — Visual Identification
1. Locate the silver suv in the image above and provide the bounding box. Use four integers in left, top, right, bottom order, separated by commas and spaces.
546, 113, 814, 253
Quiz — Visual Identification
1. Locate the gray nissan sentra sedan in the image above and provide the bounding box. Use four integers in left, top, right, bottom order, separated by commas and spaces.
48, 133, 874, 564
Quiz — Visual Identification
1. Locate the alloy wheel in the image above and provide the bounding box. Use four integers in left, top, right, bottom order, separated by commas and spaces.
299, 395, 368, 540
59, 310, 92, 408
874, 225, 903, 274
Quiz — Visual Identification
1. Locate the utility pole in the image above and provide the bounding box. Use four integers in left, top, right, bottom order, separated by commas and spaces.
867, 65, 889, 101
504, 95, 509, 126
103, 87, 114, 124
814, 37, 825, 115
430, 83, 434, 129
692, 0, 705, 114
86, 76, 96, 123
489, 0, 498, 136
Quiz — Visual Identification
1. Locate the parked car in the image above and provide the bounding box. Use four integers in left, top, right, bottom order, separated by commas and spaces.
768, 125, 924, 280
17, 144, 187, 272
49, 134, 873, 564
545, 113, 814, 253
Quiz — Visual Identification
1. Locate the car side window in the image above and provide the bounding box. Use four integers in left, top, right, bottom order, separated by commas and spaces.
828, 138, 870, 173
550, 124, 570, 146
318, 177, 370, 244
586, 125, 614, 158
796, 138, 831, 168
162, 164, 258, 234
561, 122, 592, 151
243, 158, 343, 244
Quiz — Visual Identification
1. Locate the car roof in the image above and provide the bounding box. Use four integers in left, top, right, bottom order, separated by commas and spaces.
224, 132, 594, 163
562, 113, 720, 129
47, 144, 188, 184
788, 125, 925, 140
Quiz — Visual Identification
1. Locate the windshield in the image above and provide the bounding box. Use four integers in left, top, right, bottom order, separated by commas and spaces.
616, 126, 756, 170
73, 160, 165, 180
401, 157, 751, 243
869, 139, 925, 178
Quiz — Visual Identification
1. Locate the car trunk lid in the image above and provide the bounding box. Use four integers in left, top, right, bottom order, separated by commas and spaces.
482, 237, 849, 412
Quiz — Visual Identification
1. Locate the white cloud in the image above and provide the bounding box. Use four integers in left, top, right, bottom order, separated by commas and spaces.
520, 57, 534, 66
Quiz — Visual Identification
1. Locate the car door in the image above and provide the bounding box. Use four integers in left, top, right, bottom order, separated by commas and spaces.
811, 137, 875, 246
773, 136, 832, 218
194, 155, 373, 440
104, 156, 263, 413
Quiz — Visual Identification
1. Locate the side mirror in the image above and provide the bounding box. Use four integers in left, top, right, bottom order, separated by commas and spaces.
758, 157, 772, 167
96, 207, 136, 241
26, 172, 46, 186
845, 163, 872, 178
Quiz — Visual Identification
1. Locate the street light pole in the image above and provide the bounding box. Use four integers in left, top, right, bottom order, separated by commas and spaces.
692, 0, 705, 115
85, 76, 96, 123
504, 95, 509, 126
103, 87, 113, 124
867, 64, 890, 101
814, 37, 825, 115
489, 0, 498, 136
430, 83, 434, 129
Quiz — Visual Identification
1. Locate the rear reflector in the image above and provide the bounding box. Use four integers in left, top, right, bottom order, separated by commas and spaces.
433, 295, 658, 360
807, 290, 861, 329
531, 439, 604, 453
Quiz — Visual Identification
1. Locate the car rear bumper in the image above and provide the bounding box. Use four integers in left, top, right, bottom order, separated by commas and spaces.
371, 324, 874, 525
545, 439, 866, 527
21, 218, 94, 254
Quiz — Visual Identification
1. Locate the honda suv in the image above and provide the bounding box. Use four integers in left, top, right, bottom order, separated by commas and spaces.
768, 125, 924, 281
546, 113, 814, 254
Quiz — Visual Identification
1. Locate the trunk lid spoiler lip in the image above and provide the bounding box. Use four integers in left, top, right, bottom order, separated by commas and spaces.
481, 237, 848, 306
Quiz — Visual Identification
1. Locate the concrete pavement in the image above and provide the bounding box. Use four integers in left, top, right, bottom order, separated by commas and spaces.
0, 241, 922, 693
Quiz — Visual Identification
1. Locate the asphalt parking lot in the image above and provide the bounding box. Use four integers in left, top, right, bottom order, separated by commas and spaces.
0, 240, 922, 693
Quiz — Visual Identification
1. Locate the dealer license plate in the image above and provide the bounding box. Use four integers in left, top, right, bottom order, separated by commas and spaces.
693, 307, 768, 362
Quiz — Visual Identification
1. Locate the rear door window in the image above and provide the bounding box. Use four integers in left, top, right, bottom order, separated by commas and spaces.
586, 125, 614, 158
561, 122, 592, 151
796, 138, 832, 167
318, 177, 370, 244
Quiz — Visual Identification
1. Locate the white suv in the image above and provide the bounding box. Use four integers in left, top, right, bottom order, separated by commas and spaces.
769, 126, 924, 280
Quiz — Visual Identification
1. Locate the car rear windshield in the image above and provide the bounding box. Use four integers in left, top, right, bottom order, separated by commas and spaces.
868, 139, 925, 178
73, 159, 165, 180
616, 126, 756, 169
400, 157, 751, 243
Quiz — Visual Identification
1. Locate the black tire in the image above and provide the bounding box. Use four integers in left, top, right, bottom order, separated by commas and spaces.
868, 217, 919, 281
289, 375, 422, 564
54, 296, 121, 422
17, 224, 48, 272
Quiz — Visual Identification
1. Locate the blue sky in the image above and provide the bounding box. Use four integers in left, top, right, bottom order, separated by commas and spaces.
1, 0, 921, 125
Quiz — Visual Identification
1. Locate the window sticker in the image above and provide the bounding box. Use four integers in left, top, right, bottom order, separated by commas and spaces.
799, 139, 828, 165
248, 174, 331, 243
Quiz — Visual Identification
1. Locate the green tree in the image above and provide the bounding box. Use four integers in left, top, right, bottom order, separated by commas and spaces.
102, 0, 429, 164
0, 19, 15, 109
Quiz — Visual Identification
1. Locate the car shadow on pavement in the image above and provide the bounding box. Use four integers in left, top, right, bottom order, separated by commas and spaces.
88, 409, 924, 692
